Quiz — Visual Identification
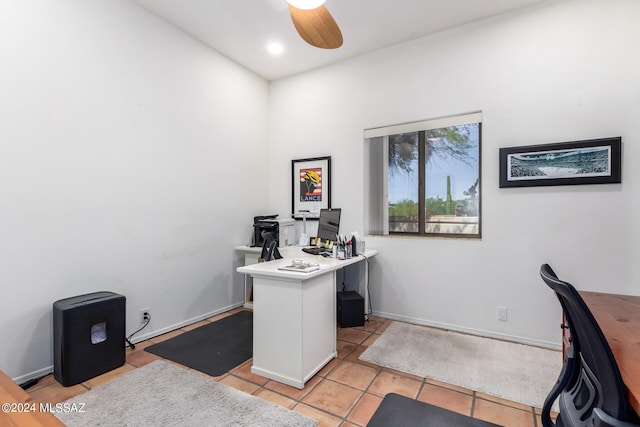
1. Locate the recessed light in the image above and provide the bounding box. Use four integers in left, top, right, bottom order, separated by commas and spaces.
286, 0, 326, 10
267, 42, 284, 55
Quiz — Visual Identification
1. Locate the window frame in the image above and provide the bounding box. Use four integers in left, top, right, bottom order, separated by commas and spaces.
364, 112, 482, 239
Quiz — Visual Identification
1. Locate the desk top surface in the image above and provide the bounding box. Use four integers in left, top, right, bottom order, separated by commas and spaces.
236, 246, 377, 280
580, 291, 640, 415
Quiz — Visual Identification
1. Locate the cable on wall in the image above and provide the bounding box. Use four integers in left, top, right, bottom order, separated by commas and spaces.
125, 312, 151, 350
358, 253, 372, 320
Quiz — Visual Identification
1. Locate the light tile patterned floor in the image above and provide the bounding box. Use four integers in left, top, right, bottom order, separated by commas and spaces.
27, 308, 551, 426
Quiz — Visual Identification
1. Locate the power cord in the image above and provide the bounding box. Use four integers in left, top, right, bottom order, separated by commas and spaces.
125, 312, 151, 350
20, 376, 46, 390
361, 254, 372, 320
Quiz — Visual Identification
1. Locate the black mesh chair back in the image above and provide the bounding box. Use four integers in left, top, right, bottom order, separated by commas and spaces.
539, 264, 638, 427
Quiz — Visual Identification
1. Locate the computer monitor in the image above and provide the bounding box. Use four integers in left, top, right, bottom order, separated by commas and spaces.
316, 208, 341, 245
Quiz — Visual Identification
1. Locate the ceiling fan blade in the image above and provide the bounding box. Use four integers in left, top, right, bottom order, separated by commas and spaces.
289, 4, 343, 49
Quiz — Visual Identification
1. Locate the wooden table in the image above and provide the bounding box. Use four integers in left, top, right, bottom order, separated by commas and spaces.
0, 370, 65, 426
581, 291, 640, 415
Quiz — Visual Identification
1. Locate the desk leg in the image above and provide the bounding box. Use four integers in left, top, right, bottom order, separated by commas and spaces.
242, 253, 259, 309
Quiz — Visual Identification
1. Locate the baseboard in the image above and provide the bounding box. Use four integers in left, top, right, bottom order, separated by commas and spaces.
12, 366, 55, 388
371, 310, 562, 351
131, 301, 245, 344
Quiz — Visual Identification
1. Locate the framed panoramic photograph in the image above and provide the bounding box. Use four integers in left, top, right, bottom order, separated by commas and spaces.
499, 137, 621, 188
291, 156, 331, 219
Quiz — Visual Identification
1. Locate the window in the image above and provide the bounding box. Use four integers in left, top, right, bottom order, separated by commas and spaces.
364, 112, 481, 238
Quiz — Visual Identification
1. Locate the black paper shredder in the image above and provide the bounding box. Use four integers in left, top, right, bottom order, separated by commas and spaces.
53, 291, 126, 386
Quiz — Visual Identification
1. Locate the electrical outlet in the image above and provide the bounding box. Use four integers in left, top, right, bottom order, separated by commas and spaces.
140, 308, 151, 325
497, 306, 507, 321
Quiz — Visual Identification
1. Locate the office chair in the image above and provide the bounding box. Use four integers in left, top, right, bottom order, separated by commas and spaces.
259, 231, 281, 262
539, 264, 639, 427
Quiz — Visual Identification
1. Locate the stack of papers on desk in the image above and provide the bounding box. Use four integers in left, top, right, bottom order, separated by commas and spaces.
278, 262, 320, 273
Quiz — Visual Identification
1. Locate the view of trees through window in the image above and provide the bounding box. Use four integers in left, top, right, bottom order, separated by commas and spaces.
388, 123, 481, 236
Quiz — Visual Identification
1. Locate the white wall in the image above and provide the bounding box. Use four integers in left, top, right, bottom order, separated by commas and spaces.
0, 0, 269, 381
268, 0, 640, 348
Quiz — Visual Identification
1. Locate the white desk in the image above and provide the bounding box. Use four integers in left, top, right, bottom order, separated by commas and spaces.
236, 246, 377, 389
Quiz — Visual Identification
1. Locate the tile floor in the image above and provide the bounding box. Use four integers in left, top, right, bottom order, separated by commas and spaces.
27, 308, 554, 426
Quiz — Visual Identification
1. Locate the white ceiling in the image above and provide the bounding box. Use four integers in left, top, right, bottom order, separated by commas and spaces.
130, 0, 547, 81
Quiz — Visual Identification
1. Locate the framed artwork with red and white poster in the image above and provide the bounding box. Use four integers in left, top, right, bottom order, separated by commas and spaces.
291, 156, 331, 219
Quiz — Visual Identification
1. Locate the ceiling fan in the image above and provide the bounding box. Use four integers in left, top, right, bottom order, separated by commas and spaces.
286, 0, 343, 49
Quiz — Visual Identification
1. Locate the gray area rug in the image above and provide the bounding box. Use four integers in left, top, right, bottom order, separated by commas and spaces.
56, 360, 318, 427
360, 321, 561, 409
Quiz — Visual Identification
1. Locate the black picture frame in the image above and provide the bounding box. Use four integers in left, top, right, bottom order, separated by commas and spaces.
291, 156, 331, 219
499, 137, 621, 188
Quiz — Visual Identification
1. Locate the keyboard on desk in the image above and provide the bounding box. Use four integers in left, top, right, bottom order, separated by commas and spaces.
302, 246, 324, 255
